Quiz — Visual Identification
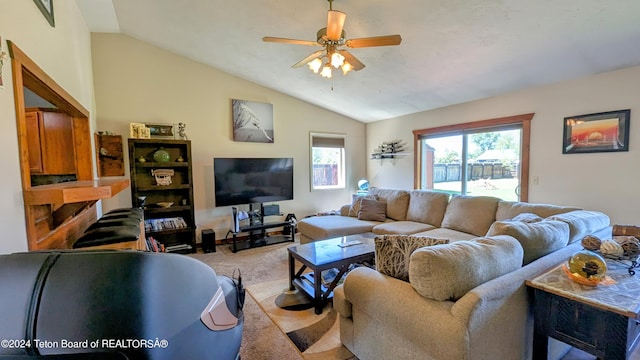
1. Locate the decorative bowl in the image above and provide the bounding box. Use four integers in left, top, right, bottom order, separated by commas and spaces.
563, 249, 608, 286
155, 202, 173, 208
153, 148, 171, 162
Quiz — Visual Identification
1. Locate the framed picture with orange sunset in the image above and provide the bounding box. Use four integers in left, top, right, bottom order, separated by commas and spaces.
562, 109, 630, 154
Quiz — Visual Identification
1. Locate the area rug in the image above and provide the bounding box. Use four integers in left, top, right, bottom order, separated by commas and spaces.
247, 279, 356, 360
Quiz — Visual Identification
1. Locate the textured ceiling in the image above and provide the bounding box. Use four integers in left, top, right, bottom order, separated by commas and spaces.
78, 0, 640, 122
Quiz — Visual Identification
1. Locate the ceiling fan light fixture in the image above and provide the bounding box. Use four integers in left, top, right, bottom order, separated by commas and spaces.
320, 63, 333, 78
308, 57, 323, 73
263, 0, 401, 79
330, 51, 345, 68
341, 61, 353, 75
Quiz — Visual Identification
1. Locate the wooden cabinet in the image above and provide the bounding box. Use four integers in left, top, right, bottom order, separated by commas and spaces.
26, 108, 76, 175
128, 139, 195, 253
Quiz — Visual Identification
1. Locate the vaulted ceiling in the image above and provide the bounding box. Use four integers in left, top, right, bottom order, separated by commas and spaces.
78, 0, 640, 122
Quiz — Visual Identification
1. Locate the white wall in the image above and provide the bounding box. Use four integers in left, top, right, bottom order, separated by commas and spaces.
91, 34, 366, 240
0, 1, 95, 254
367, 65, 640, 224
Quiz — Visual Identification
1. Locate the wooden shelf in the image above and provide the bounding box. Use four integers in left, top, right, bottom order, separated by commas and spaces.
136, 162, 189, 168
146, 227, 193, 236
23, 179, 129, 206
136, 184, 191, 191
129, 139, 195, 253
370, 152, 410, 160
145, 205, 191, 214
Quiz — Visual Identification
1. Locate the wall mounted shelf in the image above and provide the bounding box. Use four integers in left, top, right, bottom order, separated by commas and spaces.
371, 140, 409, 160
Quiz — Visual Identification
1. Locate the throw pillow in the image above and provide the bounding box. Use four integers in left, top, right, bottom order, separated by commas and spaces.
374, 234, 449, 282
348, 194, 376, 217
357, 199, 387, 222
486, 220, 569, 264
409, 235, 523, 301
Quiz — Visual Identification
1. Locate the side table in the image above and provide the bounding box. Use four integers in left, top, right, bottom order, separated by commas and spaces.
526, 261, 640, 359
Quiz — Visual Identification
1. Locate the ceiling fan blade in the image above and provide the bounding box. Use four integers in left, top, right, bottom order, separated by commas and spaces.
338, 50, 365, 71
326, 10, 346, 41
262, 37, 320, 46
345, 35, 402, 48
292, 50, 325, 68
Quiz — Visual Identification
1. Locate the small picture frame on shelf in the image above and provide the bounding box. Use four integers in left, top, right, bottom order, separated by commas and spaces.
146, 123, 177, 139
129, 123, 150, 139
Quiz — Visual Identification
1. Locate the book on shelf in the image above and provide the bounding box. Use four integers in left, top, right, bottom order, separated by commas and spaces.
144, 217, 188, 232
146, 236, 161, 252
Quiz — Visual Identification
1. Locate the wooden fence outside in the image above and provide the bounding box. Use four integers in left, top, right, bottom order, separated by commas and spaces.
433, 162, 516, 182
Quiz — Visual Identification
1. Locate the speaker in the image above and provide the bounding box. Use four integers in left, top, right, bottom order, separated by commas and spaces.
202, 229, 216, 253
283, 213, 297, 236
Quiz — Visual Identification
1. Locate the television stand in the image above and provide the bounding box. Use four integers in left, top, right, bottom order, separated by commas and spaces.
230, 221, 295, 253
229, 203, 295, 253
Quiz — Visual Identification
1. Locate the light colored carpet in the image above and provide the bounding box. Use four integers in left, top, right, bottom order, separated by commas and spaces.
247, 279, 355, 360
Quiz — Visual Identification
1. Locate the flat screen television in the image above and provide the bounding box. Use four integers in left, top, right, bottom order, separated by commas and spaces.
214, 157, 294, 207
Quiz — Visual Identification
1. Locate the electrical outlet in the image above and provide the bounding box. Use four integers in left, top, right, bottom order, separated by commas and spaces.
533, 176, 539, 185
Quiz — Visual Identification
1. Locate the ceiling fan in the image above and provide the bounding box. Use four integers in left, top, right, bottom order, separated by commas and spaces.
262, 0, 402, 78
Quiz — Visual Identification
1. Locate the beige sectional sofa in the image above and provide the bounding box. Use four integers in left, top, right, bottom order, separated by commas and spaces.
297, 188, 611, 360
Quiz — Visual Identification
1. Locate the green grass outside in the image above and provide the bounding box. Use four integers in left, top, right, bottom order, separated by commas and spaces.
433, 178, 520, 201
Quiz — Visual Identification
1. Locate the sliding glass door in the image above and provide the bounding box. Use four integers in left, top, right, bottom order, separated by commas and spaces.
419, 127, 522, 201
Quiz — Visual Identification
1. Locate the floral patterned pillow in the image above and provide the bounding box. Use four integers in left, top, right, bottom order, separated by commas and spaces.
374, 234, 449, 281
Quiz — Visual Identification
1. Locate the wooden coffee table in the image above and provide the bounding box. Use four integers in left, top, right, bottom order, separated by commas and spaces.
288, 233, 376, 314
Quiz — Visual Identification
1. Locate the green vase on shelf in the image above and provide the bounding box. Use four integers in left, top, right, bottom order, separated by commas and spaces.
153, 147, 170, 162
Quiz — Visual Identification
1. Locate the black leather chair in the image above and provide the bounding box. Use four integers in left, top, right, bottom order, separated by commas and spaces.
0, 251, 243, 360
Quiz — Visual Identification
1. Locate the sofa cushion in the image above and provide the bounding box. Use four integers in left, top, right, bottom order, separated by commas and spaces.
440, 195, 500, 236
297, 216, 380, 241
406, 190, 450, 227
348, 194, 377, 217
486, 220, 570, 265
368, 188, 410, 221
495, 201, 581, 221
511, 212, 543, 223
412, 227, 477, 242
548, 210, 611, 243
372, 221, 436, 235
358, 199, 387, 222
375, 234, 449, 282
409, 235, 523, 301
